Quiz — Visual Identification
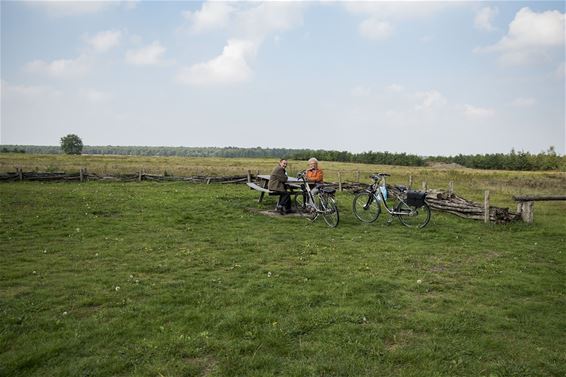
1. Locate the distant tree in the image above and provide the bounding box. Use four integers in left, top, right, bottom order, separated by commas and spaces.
60, 134, 83, 155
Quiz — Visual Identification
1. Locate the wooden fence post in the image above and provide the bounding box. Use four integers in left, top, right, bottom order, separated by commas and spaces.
338, 172, 343, 191
422, 181, 427, 191
484, 190, 490, 223
408, 175, 413, 190
355, 170, 360, 183
247, 170, 252, 183
80, 168, 84, 183
138, 169, 143, 182
448, 181, 454, 196
17, 167, 23, 181
517, 201, 534, 224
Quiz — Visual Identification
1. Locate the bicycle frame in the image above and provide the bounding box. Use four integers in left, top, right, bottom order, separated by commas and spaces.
297, 177, 326, 217
295, 170, 339, 227
353, 173, 431, 228
365, 177, 411, 216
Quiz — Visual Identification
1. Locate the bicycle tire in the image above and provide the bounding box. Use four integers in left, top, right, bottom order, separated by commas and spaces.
320, 195, 339, 228
352, 191, 381, 223
294, 192, 306, 216
395, 202, 431, 228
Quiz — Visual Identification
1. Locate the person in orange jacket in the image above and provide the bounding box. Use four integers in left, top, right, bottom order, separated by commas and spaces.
306, 157, 323, 184
299, 157, 324, 206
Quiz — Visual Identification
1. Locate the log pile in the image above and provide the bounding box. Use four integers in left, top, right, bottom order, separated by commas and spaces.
0, 171, 250, 184
423, 189, 520, 224
0, 171, 82, 181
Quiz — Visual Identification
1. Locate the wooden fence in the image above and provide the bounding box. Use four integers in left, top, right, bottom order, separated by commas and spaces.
4, 169, 562, 224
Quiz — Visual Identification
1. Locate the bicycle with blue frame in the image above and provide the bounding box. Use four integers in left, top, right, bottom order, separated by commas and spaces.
352, 173, 431, 228
294, 170, 340, 228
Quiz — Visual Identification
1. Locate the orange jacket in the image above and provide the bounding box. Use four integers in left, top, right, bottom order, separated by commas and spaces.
306, 168, 323, 183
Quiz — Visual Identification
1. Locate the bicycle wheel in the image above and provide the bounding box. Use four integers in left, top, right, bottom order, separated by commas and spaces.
352, 191, 381, 223
319, 194, 339, 228
294, 192, 306, 216
395, 202, 431, 228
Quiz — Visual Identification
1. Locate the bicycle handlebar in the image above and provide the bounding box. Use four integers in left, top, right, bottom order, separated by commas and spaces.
370, 173, 390, 181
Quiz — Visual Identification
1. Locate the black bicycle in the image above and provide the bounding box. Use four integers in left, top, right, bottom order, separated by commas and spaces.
352, 173, 431, 228
294, 171, 339, 228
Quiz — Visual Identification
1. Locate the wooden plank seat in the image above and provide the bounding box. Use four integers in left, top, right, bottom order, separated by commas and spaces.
247, 181, 300, 207
246, 182, 271, 193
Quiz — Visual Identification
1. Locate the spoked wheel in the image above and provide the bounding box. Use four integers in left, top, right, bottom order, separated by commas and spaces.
294, 192, 306, 216
395, 202, 431, 228
352, 191, 381, 223
319, 194, 339, 228
295, 192, 316, 219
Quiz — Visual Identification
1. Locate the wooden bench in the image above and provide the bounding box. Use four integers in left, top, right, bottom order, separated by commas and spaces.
246, 181, 300, 205
513, 195, 566, 224
246, 182, 271, 194
246, 182, 273, 203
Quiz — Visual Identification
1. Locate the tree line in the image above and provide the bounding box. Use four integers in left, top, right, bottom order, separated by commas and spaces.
2, 144, 564, 171
427, 147, 562, 171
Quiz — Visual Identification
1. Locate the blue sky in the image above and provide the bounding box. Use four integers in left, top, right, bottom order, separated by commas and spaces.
1, 1, 564, 155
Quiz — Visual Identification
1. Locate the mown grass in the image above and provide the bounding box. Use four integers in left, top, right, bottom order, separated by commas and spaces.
1, 173, 565, 376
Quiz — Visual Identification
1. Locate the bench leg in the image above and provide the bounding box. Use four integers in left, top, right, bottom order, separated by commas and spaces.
258, 192, 265, 203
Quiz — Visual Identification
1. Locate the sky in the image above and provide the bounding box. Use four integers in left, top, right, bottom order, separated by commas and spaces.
1, 0, 565, 156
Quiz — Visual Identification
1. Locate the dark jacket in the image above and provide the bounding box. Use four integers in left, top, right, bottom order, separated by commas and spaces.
268, 165, 288, 192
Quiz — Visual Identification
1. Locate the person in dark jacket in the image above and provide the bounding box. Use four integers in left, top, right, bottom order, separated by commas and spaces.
268, 159, 293, 214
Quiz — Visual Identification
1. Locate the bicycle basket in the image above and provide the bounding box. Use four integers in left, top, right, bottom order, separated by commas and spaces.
406, 191, 426, 207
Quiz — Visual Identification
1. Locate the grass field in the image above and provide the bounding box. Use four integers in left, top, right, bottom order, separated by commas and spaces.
1, 155, 565, 376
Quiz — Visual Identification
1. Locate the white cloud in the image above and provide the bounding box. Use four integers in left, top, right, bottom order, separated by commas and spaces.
183, 1, 304, 40
2, 81, 62, 98
80, 89, 112, 103
359, 19, 393, 41
178, 2, 305, 86
125, 42, 168, 65
183, 1, 235, 33
386, 84, 404, 93
25, 1, 116, 17
415, 90, 447, 111
463, 104, 495, 118
86, 30, 122, 53
476, 7, 565, 66
344, 2, 457, 40
177, 39, 257, 86
344, 2, 453, 20
25, 55, 90, 78
350, 85, 371, 97
474, 6, 498, 32
511, 97, 536, 107
234, 2, 305, 41
25, 0, 137, 16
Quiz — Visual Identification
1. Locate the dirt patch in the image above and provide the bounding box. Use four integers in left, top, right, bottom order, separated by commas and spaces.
245, 208, 303, 218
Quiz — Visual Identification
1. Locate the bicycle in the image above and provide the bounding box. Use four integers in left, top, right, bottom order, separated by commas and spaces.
352, 173, 431, 228
294, 170, 340, 228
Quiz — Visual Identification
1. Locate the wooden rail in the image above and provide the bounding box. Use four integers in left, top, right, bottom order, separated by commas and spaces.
513, 195, 566, 201
512, 195, 566, 224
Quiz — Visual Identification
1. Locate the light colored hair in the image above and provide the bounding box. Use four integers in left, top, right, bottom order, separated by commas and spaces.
308, 157, 318, 164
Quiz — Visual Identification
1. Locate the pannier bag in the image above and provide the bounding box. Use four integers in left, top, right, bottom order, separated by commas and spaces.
406, 191, 427, 207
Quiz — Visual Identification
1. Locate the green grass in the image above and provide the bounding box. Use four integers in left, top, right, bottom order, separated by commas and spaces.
1, 177, 565, 376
